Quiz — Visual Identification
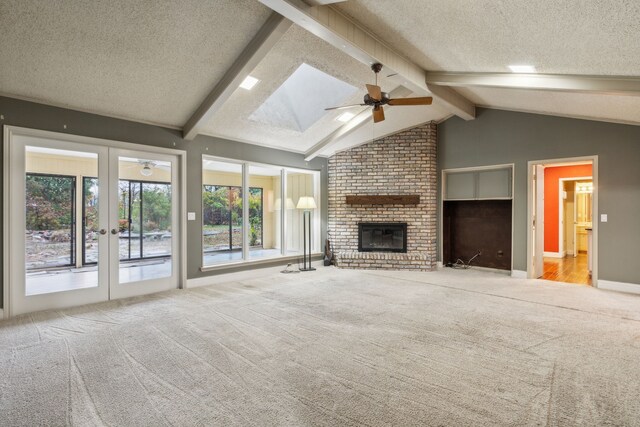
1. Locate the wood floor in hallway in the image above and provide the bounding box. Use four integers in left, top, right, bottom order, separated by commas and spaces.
542, 253, 591, 285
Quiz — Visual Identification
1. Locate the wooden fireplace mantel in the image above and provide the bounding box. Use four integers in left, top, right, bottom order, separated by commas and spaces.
345, 195, 420, 205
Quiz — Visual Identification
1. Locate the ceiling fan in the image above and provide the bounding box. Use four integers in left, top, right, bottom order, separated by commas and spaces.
325, 63, 433, 123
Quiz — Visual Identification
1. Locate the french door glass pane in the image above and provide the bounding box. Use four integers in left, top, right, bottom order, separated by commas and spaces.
118, 157, 172, 283
25, 146, 98, 295
249, 164, 281, 260
202, 160, 243, 265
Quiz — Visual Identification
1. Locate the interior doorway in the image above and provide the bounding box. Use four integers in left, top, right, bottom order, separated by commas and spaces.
4, 127, 185, 316
528, 157, 597, 286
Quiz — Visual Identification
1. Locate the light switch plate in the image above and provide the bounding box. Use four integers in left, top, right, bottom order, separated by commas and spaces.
187, 212, 196, 221
601, 214, 608, 222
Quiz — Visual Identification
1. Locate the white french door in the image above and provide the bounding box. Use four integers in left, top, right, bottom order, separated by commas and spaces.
108, 148, 179, 300
7, 132, 180, 316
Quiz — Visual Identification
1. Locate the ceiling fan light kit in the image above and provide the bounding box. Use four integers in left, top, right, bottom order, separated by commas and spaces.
325, 63, 433, 123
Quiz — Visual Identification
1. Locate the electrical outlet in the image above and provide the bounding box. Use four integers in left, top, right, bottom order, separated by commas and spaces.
187, 212, 196, 221
601, 214, 608, 223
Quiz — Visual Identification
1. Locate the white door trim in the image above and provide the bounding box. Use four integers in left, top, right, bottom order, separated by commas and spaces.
3, 125, 187, 318
527, 156, 598, 287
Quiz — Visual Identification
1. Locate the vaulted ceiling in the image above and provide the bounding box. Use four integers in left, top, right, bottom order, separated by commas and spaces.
1, 0, 638, 157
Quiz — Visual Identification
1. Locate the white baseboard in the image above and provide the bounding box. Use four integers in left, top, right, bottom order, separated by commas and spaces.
186, 261, 324, 289
597, 279, 640, 295
544, 251, 565, 258
511, 270, 527, 279
436, 261, 443, 269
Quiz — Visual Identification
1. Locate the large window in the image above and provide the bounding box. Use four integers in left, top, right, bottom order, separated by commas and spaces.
202, 157, 319, 267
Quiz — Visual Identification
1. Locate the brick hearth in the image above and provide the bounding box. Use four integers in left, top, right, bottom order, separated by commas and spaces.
327, 122, 437, 271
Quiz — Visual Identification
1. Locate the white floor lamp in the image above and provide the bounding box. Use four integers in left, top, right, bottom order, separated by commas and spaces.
296, 196, 317, 271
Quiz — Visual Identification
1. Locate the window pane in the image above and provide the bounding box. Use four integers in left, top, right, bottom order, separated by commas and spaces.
202, 159, 243, 265
249, 165, 282, 260
286, 170, 319, 255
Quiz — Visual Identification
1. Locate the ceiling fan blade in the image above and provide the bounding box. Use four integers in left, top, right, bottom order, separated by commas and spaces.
366, 84, 382, 101
325, 104, 366, 111
373, 106, 385, 123
388, 97, 433, 106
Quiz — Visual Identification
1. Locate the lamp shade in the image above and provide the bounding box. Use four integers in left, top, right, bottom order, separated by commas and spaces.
296, 196, 317, 210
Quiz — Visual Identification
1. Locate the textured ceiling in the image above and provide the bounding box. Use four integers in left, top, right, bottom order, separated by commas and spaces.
456, 87, 640, 126
2, 0, 638, 155
0, 0, 271, 127
201, 24, 415, 153
336, 0, 640, 75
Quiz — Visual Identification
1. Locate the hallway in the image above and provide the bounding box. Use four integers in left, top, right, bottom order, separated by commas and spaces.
542, 254, 591, 285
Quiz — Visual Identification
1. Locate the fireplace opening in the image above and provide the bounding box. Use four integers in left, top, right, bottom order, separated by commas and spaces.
358, 222, 407, 253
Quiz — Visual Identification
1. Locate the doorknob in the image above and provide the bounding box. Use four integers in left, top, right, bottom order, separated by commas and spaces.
99, 229, 107, 235
111, 229, 118, 235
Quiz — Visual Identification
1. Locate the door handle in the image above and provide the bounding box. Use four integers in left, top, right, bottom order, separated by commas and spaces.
111, 229, 118, 235
99, 229, 107, 235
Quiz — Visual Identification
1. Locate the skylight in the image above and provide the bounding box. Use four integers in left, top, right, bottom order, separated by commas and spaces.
249, 63, 358, 132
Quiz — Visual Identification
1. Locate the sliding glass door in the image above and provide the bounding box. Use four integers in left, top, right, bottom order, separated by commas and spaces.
26, 173, 77, 270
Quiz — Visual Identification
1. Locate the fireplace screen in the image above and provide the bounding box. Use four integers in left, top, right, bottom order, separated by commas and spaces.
358, 222, 407, 253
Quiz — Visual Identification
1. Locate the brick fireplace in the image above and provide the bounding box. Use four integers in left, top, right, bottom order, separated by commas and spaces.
327, 122, 437, 270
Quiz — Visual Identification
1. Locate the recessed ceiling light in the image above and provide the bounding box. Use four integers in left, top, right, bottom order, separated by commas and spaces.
239, 75, 260, 90
336, 112, 355, 122
508, 65, 536, 73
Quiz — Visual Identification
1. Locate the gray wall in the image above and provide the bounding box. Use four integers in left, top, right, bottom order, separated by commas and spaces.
0, 96, 328, 308
438, 108, 640, 285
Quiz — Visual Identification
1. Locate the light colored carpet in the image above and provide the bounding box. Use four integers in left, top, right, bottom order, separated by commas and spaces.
1, 267, 640, 426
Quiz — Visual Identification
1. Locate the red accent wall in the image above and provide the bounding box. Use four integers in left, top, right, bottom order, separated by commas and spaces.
544, 164, 592, 253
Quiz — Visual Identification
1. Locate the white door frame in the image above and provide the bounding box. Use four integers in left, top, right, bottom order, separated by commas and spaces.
532, 164, 545, 279
558, 176, 592, 257
527, 156, 598, 286
3, 125, 187, 318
